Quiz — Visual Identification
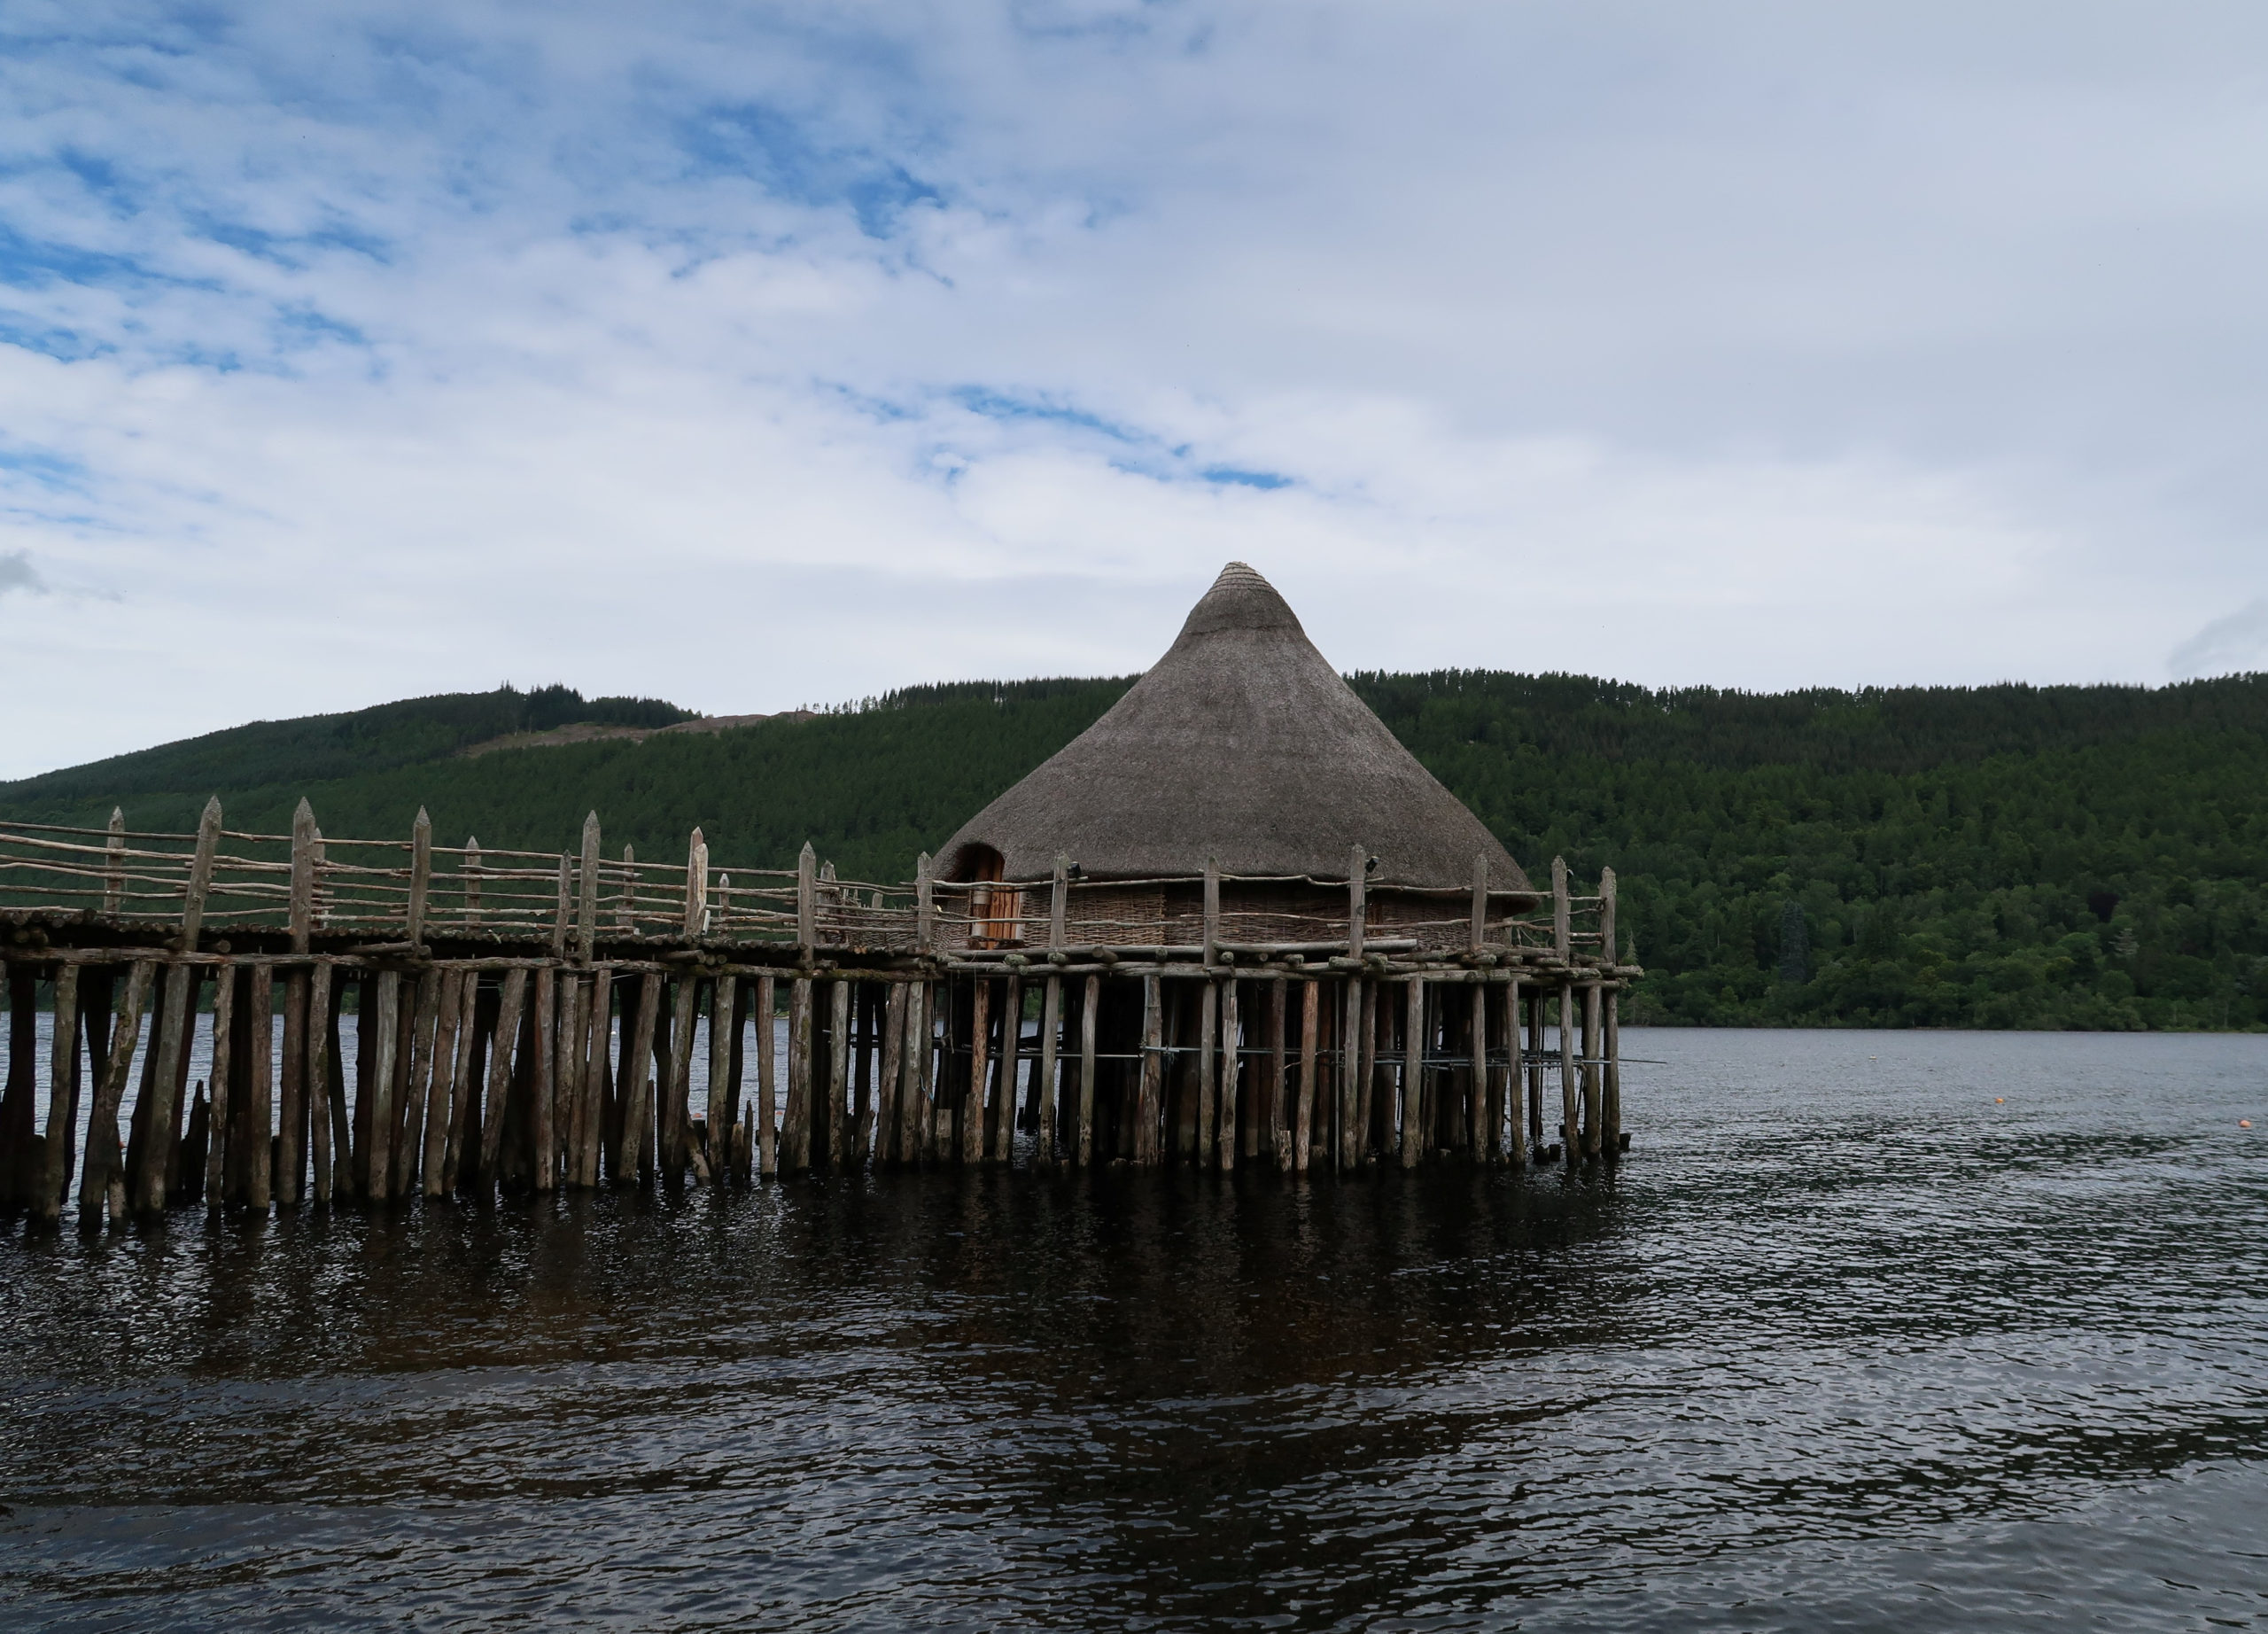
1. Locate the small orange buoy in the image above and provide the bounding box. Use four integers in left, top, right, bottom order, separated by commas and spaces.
2243, 1120, 2255, 1129
1995, 1097, 2005, 1104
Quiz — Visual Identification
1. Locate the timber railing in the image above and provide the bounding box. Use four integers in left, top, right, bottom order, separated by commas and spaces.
1, 806, 1625, 973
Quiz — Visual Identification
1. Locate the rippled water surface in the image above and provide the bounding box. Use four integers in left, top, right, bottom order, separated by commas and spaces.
4, 1028, 2265, 1631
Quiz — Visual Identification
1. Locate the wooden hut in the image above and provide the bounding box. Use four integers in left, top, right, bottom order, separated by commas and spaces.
936, 561, 1534, 952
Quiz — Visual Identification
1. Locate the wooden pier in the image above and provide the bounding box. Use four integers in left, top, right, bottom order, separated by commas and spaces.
0, 802, 1635, 1229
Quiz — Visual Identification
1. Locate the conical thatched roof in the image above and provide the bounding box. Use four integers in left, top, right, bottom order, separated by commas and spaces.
937, 563, 1533, 894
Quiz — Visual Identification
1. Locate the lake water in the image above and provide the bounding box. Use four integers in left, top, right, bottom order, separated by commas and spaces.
3, 1028, 2264, 1630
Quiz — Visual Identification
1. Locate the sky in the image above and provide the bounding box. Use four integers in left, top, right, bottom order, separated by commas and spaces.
4, 1, 2267, 778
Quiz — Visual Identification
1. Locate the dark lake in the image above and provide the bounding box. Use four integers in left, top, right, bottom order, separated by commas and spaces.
4, 1028, 2264, 1630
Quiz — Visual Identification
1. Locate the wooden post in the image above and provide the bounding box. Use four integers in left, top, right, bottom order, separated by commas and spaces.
396, 967, 442, 1197
783, 977, 812, 1171
529, 969, 555, 1191
1558, 981, 1578, 1164
1604, 984, 1622, 1154
103, 808, 125, 916
561, 969, 594, 1187
796, 842, 818, 954
37, 965, 82, 1224
876, 981, 906, 1167
1339, 977, 1363, 1170
683, 827, 708, 936
993, 974, 1021, 1163
1077, 975, 1099, 1166
916, 852, 934, 954
709, 972, 738, 1179
309, 964, 336, 1202
184, 795, 221, 946
755, 974, 778, 1178
1469, 984, 1489, 1157
366, 971, 399, 1198
479, 969, 529, 1182
463, 836, 482, 922
1552, 856, 1570, 961
1295, 978, 1319, 1173
614, 971, 662, 1183
408, 807, 432, 946
1196, 979, 1217, 1169
1138, 974, 1163, 1164
290, 799, 318, 946
244, 965, 274, 1210
136, 962, 197, 1214
1357, 977, 1380, 1166
1600, 866, 1618, 967
1217, 977, 1239, 1171
1348, 844, 1366, 960
893, 981, 925, 1166
663, 975, 697, 1179
1526, 984, 1547, 1154
1471, 852, 1488, 949
1051, 855, 1068, 952
1581, 980, 1603, 1159
964, 978, 991, 1164
818, 979, 844, 1170
1037, 976, 1061, 1163
1202, 857, 1220, 969
1268, 976, 1289, 1169
616, 844, 635, 933
575, 812, 602, 963
543, 856, 566, 959
427, 969, 470, 1194
1504, 975, 1526, 1165
279, 806, 315, 1209
1401, 977, 1424, 1169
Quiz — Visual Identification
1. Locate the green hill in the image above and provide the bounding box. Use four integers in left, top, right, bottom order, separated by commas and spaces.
5, 673, 2264, 1032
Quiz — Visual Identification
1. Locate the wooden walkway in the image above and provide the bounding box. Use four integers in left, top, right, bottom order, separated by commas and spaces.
0, 799, 1638, 1229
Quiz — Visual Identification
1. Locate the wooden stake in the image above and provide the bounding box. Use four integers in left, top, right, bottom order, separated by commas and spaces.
964, 978, 991, 1165
277, 961, 308, 1207
755, 974, 778, 1178
796, 842, 817, 953
915, 852, 934, 955
683, 828, 709, 936
529, 969, 555, 1191
103, 808, 125, 916
877, 981, 906, 1168
1037, 975, 1060, 1164
1269, 977, 1289, 1170
706, 972, 735, 1181
1138, 974, 1163, 1165
1348, 843, 1366, 960
663, 975, 697, 1179
827, 978, 850, 1170
1469, 983, 1490, 1157
1600, 866, 1619, 967
615, 971, 662, 1183
550, 856, 571, 960
245, 964, 274, 1210
1401, 978, 1424, 1169
1558, 981, 1578, 1165
1339, 977, 1364, 1170
1604, 984, 1622, 1155
397, 967, 442, 1198
575, 812, 602, 963
434, 969, 475, 1194
408, 807, 432, 947
783, 977, 812, 1172
136, 961, 198, 1214
1581, 980, 1603, 1159
1202, 857, 1219, 969
1504, 975, 1526, 1165
309, 964, 336, 1203
1217, 977, 1239, 1171
1078, 975, 1099, 1167
993, 973, 1021, 1163
1295, 978, 1319, 1173
479, 969, 529, 1181
1197, 978, 1217, 1169
37, 964, 82, 1224
1552, 856, 1570, 961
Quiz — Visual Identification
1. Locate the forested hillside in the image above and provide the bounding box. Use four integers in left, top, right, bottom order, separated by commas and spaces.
5, 673, 2263, 1032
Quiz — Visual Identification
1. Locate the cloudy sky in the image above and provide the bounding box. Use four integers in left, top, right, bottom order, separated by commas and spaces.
4, 2, 2265, 777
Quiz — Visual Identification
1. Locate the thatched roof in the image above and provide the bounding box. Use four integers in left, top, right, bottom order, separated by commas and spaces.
938, 563, 1534, 895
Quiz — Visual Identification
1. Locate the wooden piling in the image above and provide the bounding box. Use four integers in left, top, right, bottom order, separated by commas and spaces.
1077, 974, 1099, 1166
615, 970, 662, 1184
709, 972, 737, 1179
245, 965, 275, 1210
1399, 978, 1424, 1169
1036, 975, 1061, 1164
1295, 978, 1319, 1173
1581, 979, 1604, 1159
1557, 982, 1578, 1165
1216, 977, 1239, 1171
993, 973, 1021, 1163
36, 965, 82, 1224
1268, 976, 1289, 1169
827, 978, 850, 1171
755, 974, 779, 1178
1469, 983, 1489, 1158
479, 969, 529, 1181
877, 981, 906, 1168
1137, 973, 1163, 1164
1196, 978, 1217, 1169
1503, 975, 1526, 1164
783, 977, 813, 1171
661, 975, 697, 1180
396, 967, 441, 1198
429, 969, 471, 1195
1604, 984, 1622, 1153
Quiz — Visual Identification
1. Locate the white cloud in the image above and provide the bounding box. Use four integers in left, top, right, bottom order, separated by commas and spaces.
2170, 598, 2268, 680
2, 2, 2266, 776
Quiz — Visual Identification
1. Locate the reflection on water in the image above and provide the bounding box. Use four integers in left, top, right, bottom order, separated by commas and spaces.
4, 1028, 2264, 1631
